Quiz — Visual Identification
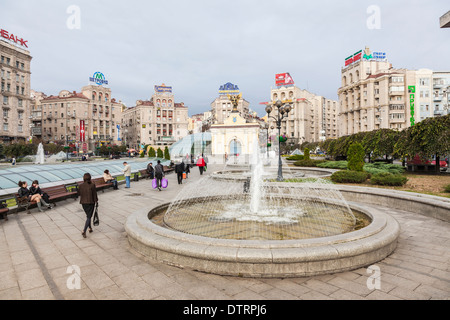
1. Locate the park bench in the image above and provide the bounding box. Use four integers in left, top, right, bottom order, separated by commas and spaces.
163, 166, 175, 174
41, 185, 78, 205
0, 198, 10, 221
92, 177, 116, 192
14, 193, 37, 214
14, 184, 78, 214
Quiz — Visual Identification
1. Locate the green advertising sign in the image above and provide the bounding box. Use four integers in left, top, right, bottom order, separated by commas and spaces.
408, 86, 415, 126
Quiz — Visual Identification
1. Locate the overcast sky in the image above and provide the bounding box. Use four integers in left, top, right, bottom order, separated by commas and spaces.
1, 0, 449, 116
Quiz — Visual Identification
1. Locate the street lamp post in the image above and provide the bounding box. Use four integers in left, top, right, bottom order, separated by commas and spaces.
265, 100, 293, 181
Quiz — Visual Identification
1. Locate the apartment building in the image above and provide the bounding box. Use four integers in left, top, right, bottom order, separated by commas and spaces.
121, 84, 189, 149
0, 38, 32, 143
39, 85, 123, 151
267, 85, 339, 144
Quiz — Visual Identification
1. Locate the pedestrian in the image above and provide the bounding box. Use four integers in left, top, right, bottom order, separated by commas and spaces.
203, 154, 208, 169
197, 156, 206, 175
122, 162, 131, 188
103, 170, 118, 189
184, 160, 190, 179
12, 157, 16, 166
154, 160, 164, 191
147, 162, 155, 180
17, 181, 52, 212
175, 160, 185, 185
29, 180, 51, 206
78, 173, 98, 238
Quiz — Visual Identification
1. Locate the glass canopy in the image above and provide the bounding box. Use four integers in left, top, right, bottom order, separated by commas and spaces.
0, 158, 171, 192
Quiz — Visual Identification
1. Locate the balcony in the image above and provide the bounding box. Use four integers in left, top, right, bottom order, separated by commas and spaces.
389, 90, 404, 95
31, 127, 42, 135
433, 83, 445, 89
158, 136, 176, 143
434, 110, 445, 116
433, 96, 442, 101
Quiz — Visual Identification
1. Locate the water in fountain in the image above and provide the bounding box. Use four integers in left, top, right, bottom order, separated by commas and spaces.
162, 137, 357, 240
35, 143, 45, 164
249, 138, 264, 213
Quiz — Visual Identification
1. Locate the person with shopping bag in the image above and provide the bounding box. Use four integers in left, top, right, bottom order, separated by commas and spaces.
175, 160, 185, 185
197, 156, 206, 175
154, 160, 165, 191
78, 173, 98, 238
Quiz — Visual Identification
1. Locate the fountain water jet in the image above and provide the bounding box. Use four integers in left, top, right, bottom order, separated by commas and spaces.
35, 143, 45, 164
125, 135, 400, 277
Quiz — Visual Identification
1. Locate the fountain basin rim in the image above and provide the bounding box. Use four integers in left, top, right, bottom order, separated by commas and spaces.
126, 202, 397, 262
139, 200, 379, 248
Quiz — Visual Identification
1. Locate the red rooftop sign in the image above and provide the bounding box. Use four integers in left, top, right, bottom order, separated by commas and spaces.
0, 28, 28, 48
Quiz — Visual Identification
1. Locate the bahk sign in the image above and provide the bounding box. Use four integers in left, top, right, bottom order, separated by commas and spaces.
0, 28, 28, 48
275, 73, 295, 87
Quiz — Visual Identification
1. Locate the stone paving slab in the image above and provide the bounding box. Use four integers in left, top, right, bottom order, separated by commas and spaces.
0, 164, 449, 300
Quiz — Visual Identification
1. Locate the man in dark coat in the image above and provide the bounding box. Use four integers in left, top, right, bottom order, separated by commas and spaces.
175, 161, 185, 185
154, 160, 164, 191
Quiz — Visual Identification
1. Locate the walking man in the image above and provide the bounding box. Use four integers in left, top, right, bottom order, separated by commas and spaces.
197, 155, 206, 175
154, 160, 164, 191
175, 160, 185, 185
123, 162, 131, 188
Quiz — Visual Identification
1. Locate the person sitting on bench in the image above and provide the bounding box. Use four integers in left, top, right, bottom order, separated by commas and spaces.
103, 170, 118, 190
18, 181, 51, 212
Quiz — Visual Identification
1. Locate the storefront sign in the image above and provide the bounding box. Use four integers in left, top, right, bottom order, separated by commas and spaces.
275, 73, 295, 87
408, 86, 415, 126
345, 48, 387, 66
345, 50, 362, 66
89, 72, 109, 86
80, 120, 86, 142
219, 82, 240, 95
0, 28, 28, 48
155, 84, 173, 93
117, 124, 121, 141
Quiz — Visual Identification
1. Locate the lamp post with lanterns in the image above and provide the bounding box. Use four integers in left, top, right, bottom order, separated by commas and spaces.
265, 100, 293, 181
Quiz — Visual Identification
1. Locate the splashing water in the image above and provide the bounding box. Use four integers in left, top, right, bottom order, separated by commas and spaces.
35, 143, 45, 164
162, 138, 357, 240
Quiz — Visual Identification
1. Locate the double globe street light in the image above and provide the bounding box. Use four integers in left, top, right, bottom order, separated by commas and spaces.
265, 100, 293, 181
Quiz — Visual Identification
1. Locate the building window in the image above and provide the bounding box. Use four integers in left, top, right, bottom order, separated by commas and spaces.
3, 123, 8, 131
3, 109, 8, 117
3, 96, 8, 104
18, 111, 23, 119
18, 124, 23, 132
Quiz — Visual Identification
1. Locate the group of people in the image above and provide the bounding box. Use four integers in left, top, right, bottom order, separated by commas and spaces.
145, 160, 166, 191
16, 155, 210, 239
17, 180, 53, 212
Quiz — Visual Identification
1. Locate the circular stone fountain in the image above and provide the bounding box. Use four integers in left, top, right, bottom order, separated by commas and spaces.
126, 145, 400, 277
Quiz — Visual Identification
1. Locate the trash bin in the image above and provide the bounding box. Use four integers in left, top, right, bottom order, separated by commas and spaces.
134, 173, 139, 182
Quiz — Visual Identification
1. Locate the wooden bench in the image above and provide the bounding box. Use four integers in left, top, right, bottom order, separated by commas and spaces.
41, 185, 78, 205
92, 178, 116, 192
0, 199, 10, 221
163, 166, 175, 174
14, 194, 37, 214
14, 185, 78, 214
139, 169, 153, 179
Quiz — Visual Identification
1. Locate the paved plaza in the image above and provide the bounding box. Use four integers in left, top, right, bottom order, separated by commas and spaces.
0, 164, 449, 300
